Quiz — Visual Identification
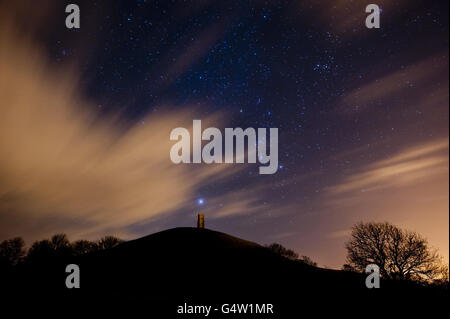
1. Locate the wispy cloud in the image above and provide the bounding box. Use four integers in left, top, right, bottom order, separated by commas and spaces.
327, 229, 350, 239
337, 53, 448, 115
320, 138, 449, 266
0, 16, 252, 242
326, 139, 449, 195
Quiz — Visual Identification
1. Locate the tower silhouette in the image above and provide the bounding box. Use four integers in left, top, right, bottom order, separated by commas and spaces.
197, 213, 205, 229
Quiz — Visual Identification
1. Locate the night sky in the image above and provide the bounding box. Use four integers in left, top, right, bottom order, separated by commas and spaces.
0, 0, 448, 268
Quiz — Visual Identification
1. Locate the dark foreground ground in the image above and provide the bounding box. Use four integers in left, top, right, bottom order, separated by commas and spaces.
1, 227, 447, 317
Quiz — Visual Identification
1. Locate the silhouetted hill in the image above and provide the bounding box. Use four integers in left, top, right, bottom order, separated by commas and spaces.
3, 227, 448, 317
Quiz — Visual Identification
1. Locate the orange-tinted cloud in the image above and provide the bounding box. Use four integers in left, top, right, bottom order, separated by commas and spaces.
0, 17, 257, 243
327, 139, 448, 194
322, 139, 449, 264
339, 54, 448, 114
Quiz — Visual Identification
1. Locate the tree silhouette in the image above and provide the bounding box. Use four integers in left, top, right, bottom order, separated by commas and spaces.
345, 222, 441, 281
300, 255, 317, 267
266, 243, 318, 266
72, 240, 98, 256
26, 239, 54, 262
51, 234, 73, 256
97, 236, 124, 250
432, 263, 449, 288
27, 234, 73, 262
0, 237, 26, 267
341, 264, 356, 272
266, 243, 299, 260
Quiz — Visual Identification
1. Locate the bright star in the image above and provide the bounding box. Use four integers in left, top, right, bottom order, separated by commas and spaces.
197, 198, 205, 205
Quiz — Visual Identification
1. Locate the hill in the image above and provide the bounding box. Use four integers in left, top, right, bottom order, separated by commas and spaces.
3, 227, 448, 316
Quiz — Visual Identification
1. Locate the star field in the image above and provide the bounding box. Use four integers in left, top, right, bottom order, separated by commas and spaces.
1, 0, 448, 268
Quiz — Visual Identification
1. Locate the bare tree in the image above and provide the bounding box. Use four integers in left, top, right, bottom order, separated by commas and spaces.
300, 255, 317, 267
72, 240, 98, 256
345, 222, 441, 281
432, 263, 449, 288
266, 243, 317, 266
266, 243, 299, 260
97, 236, 124, 250
27, 233, 73, 261
0, 237, 26, 267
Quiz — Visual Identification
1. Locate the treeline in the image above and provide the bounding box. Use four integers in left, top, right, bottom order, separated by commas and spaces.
265, 242, 317, 267
0, 234, 124, 268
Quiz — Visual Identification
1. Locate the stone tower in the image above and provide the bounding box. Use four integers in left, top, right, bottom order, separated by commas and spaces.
197, 213, 205, 229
